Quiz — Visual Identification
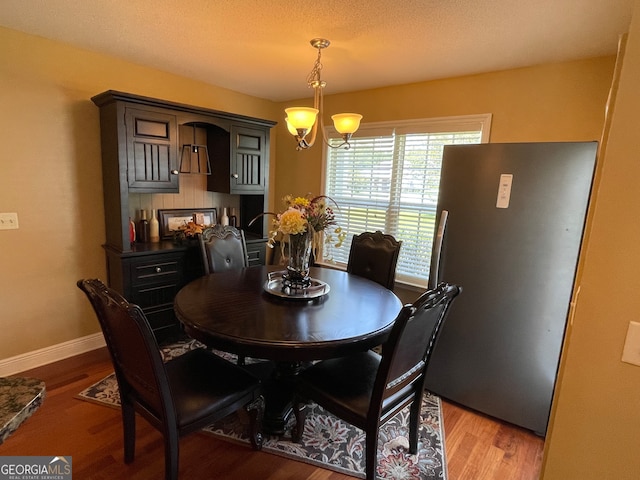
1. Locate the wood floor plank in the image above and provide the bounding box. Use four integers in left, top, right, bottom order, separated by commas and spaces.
1, 347, 544, 479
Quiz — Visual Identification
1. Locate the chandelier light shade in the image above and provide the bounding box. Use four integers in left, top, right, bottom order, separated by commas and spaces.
331, 113, 363, 134
285, 107, 319, 133
285, 38, 362, 150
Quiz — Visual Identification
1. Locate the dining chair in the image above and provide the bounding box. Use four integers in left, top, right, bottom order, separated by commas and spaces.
77, 278, 264, 480
291, 282, 461, 480
199, 224, 254, 365
346, 231, 402, 290
199, 224, 249, 274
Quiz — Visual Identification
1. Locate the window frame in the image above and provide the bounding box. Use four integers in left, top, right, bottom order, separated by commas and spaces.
320, 113, 492, 288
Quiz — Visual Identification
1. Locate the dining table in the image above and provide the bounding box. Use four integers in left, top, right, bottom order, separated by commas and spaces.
173, 265, 403, 434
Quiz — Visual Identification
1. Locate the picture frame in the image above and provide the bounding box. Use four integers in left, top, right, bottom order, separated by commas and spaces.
158, 208, 217, 239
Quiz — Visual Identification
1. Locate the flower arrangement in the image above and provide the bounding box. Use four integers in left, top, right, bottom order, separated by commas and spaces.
248, 194, 346, 290
267, 194, 346, 259
173, 221, 205, 243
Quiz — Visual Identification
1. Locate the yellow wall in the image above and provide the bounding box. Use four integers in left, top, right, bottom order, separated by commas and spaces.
274, 56, 614, 205
542, 1, 640, 478
0, 27, 279, 358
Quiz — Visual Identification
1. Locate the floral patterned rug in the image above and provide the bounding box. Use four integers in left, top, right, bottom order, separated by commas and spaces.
76, 338, 447, 479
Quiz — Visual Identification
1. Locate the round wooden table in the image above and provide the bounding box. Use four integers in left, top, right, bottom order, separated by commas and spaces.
174, 265, 402, 433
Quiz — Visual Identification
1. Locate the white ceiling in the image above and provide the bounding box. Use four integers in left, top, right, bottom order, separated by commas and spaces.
0, 0, 634, 102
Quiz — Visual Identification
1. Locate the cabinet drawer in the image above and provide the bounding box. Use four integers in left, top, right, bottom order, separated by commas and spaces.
130, 257, 182, 286
116, 250, 187, 341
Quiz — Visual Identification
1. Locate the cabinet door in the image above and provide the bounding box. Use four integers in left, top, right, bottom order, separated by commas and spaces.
231, 125, 266, 193
126, 108, 179, 192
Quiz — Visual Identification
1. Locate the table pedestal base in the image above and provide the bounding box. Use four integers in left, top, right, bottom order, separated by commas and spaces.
261, 361, 309, 436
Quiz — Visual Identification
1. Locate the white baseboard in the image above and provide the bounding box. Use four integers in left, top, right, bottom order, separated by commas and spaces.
0, 333, 106, 377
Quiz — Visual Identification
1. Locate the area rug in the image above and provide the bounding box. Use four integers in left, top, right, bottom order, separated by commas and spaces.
76, 339, 447, 479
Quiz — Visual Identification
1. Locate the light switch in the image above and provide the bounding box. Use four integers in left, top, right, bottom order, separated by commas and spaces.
621, 321, 640, 366
0, 212, 19, 230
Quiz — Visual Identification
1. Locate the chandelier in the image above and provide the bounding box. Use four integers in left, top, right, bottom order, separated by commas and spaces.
285, 38, 362, 150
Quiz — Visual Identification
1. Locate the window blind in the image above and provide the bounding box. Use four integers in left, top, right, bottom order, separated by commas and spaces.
323, 115, 491, 286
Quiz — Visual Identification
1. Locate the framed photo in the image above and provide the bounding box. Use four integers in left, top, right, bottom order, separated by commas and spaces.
158, 208, 217, 239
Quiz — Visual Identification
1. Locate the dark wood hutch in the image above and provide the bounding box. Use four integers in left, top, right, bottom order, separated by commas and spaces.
92, 90, 276, 341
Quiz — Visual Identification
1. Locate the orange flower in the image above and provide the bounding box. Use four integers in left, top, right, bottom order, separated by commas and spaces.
179, 221, 204, 237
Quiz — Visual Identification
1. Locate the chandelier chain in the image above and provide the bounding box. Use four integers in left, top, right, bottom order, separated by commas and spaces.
306, 48, 326, 89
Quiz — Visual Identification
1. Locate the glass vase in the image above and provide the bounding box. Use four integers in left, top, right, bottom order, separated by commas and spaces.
283, 229, 313, 291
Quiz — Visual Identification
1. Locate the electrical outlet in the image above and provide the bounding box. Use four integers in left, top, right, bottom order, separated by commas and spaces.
0, 212, 19, 230
621, 321, 640, 366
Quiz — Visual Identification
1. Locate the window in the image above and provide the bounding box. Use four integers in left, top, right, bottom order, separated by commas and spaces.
322, 114, 492, 287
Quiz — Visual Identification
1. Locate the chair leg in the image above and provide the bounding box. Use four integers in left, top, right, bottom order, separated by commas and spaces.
121, 399, 136, 464
408, 396, 422, 454
365, 429, 380, 480
291, 397, 307, 443
245, 395, 265, 450
164, 427, 180, 480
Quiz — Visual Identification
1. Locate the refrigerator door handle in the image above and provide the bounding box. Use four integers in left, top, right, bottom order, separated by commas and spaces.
429, 209, 449, 289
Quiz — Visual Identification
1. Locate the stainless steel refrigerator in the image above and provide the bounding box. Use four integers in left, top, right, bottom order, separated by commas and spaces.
424, 141, 597, 435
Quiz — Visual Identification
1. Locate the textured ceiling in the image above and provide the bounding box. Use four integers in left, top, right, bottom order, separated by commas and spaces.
0, 0, 634, 102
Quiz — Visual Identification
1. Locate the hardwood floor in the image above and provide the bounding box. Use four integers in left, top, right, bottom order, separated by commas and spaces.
1, 348, 544, 479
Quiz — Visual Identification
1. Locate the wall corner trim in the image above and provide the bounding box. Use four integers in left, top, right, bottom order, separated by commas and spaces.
0, 333, 106, 377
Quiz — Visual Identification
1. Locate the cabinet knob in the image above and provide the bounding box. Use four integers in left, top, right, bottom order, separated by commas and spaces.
155, 267, 162, 273
171, 169, 179, 175
231, 173, 239, 179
